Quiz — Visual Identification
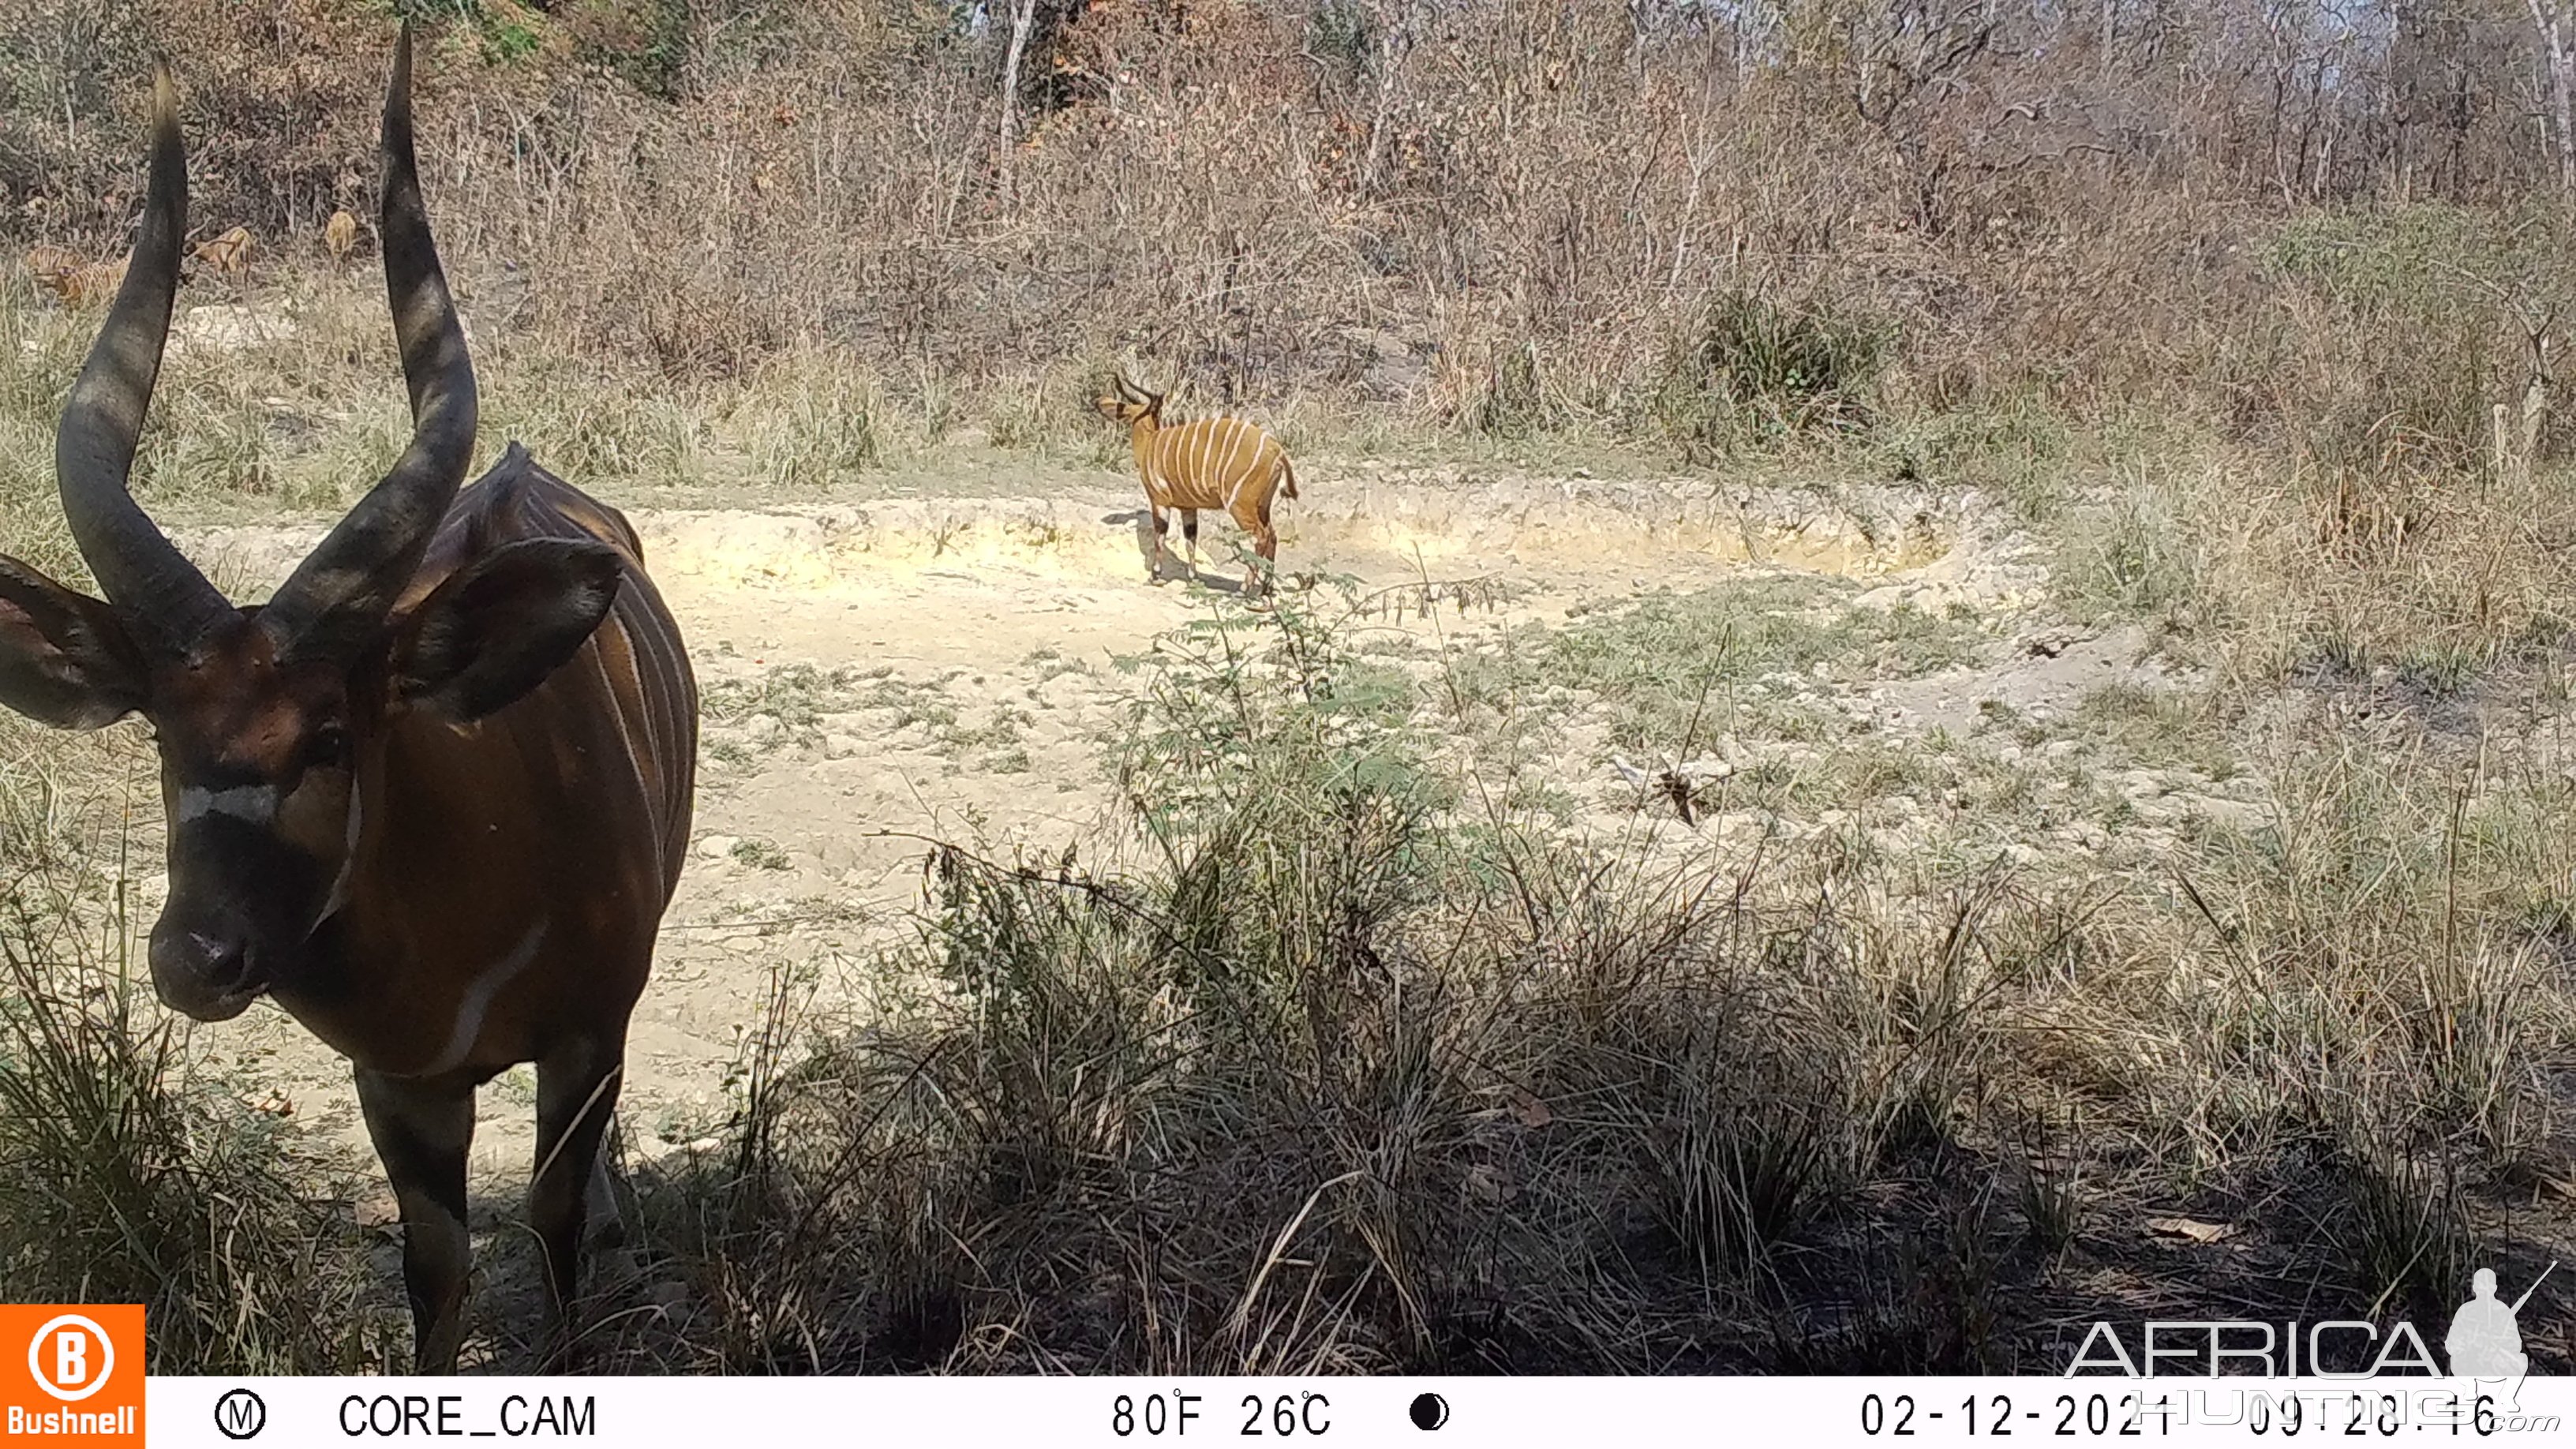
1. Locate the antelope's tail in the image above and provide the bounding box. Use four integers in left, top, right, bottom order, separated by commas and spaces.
1280, 454, 1300, 500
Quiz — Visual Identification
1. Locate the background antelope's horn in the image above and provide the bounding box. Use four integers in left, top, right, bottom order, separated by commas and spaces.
263, 22, 477, 661
53, 68, 231, 656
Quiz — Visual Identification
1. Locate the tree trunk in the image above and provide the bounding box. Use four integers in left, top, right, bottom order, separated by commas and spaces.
997, 0, 1039, 166
2529, 0, 2576, 189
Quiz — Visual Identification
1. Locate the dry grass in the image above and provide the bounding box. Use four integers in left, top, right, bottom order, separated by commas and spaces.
5, 524, 2575, 1371
537, 594, 2575, 1373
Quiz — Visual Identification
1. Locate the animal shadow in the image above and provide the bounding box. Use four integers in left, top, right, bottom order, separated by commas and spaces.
1105, 508, 1247, 593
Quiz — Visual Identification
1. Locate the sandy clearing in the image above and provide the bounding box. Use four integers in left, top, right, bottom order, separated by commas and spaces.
133, 466, 2084, 1223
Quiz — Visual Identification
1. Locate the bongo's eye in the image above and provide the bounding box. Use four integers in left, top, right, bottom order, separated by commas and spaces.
306, 725, 352, 769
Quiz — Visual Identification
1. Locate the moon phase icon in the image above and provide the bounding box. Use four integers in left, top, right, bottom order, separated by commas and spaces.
1409, 1392, 1450, 1430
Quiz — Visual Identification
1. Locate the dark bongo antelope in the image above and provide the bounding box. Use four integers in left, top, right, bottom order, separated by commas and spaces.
1093, 375, 1299, 597
0, 31, 697, 1372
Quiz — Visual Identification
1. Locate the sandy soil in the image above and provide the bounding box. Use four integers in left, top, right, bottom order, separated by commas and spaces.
144, 461, 2095, 1239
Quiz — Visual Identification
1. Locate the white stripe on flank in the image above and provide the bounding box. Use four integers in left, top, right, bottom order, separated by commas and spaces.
313, 780, 366, 927
590, 612, 650, 821
421, 920, 548, 1076
622, 602, 671, 843
617, 597, 669, 809
644, 601, 692, 840
178, 784, 278, 825
1223, 420, 1249, 511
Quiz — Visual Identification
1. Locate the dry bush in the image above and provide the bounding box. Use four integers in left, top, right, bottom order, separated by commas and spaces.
2, 0, 2567, 507
9, 0, 2555, 436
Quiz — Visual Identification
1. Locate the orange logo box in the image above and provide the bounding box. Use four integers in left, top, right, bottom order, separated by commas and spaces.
0, 1306, 143, 1444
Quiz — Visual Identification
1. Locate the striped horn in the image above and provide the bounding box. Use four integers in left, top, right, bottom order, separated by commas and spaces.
54, 69, 232, 656
263, 24, 477, 662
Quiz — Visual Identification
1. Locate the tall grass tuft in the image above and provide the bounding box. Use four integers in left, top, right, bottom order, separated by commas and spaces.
1653, 291, 1892, 457
743, 352, 884, 489
0, 867, 375, 1372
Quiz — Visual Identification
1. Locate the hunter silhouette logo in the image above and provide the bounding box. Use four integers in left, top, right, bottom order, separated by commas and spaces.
2448, 1264, 2552, 1381
1, 1305, 143, 1441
